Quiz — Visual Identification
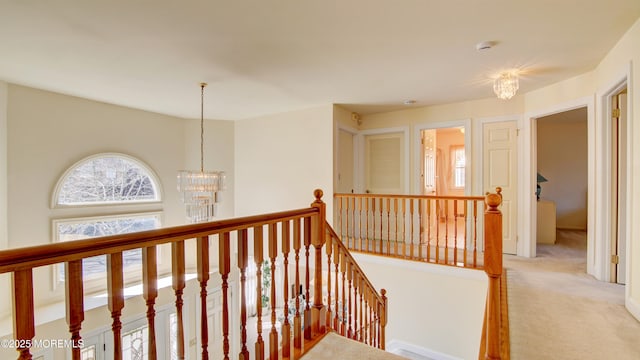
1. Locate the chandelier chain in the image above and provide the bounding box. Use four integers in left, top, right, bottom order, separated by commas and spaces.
200, 82, 206, 172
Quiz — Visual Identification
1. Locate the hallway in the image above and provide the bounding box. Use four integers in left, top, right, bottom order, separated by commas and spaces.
504, 230, 640, 359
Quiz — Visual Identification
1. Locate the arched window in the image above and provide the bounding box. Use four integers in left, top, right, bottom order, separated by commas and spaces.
52, 153, 163, 288
54, 153, 161, 206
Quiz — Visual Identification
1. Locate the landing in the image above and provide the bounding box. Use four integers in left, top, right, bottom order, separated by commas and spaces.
301, 332, 408, 360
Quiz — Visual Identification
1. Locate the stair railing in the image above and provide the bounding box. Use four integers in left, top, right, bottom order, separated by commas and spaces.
0, 189, 387, 360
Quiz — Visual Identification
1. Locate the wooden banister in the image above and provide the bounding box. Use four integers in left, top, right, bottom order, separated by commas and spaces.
325, 225, 388, 350
1, 190, 391, 359
334, 193, 486, 269
483, 188, 503, 360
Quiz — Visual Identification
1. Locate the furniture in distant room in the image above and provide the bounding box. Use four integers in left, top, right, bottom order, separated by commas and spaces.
537, 199, 556, 244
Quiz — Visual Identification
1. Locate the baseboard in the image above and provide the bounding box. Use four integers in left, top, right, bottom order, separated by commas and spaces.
387, 339, 463, 360
627, 295, 640, 322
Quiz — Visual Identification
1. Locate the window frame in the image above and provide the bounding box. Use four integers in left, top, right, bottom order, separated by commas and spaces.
51, 152, 163, 209
51, 211, 163, 292
450, 145, 466, 189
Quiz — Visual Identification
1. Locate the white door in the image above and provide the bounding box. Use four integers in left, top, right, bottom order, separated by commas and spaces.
364, 132, 405, 194
337, 129, 355, 193
483, 121, 518, 254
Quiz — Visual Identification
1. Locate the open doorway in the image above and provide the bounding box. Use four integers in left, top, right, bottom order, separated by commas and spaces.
420, 127, 466, 196
536, 107, 588, 268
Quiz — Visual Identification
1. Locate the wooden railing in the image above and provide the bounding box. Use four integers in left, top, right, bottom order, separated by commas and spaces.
324, 225, 387, 349
481, 191, 505, 360
336, 190, 506, 360
334, 192, 487, 268
0, 190, 387, 360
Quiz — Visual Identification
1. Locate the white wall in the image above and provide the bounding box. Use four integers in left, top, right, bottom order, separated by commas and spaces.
594, 17, 640, 319
0, 81, 9, 324
537, 117, 588, 230
234, 105, 334, 219
353, 253, 487, 360
183, 118, 235, 220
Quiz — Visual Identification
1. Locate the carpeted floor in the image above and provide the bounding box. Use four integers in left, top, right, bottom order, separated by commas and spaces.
301, 332, 409, 360
504, 230, 640, 359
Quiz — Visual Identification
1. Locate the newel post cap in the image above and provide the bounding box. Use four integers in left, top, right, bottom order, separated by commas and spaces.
313, 189, 324, 204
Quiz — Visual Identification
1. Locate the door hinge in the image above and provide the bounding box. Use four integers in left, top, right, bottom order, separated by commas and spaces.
611, 254, 620, 264
612, 108, 621, 118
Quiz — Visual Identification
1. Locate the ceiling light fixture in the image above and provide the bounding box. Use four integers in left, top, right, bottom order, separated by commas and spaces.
493, 71, 519, 100
177, 82, 225, 223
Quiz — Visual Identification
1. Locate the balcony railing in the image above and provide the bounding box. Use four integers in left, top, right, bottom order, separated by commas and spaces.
0, 190, 387, 360
334, 192, 490, 268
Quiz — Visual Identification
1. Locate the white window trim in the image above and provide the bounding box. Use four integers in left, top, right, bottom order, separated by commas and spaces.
51, 152, 164, 209
51, 211, 163, 292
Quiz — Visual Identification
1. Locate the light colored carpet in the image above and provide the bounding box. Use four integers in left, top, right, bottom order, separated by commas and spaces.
505, 230, 640, 359
301, 332, 409, 360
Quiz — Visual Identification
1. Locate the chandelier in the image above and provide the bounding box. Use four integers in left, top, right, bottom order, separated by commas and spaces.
177, 83, 225, 223
493, 72, 519, 100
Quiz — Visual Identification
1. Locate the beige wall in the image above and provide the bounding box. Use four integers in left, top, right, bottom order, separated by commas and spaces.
3, 85, 232, 312
353, 253, 486, 360
234, 105, 334, 219
594, 17, 640, 315
537, 118, 588, 230
0, 82, 9, 322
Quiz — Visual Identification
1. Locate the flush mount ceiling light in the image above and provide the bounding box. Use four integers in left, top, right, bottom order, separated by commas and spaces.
177, 82, 225, 223
493, 71, 519, 100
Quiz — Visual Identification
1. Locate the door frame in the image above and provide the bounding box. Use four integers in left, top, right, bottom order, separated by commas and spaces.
597, 67, 631, 285
413, 119, 472, 195
335, 123, 359, 194
356, 126, 410, 194
522, 96, 595, 262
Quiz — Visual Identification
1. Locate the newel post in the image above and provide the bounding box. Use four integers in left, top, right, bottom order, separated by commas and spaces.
484, 188, 503, 360
311, 189, 327, 336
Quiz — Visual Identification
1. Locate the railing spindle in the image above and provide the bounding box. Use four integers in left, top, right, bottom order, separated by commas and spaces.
13, 269, 35, 360
65, 260, 84, 360
219, 233, 231, 360
303, 217, 312, 340
347, 260, 353, 339
268, 223, 279, 360
293, 219, 302, 349
410, 199, 415, 258
254, 225, 265, 360
107, 252, 124, 360
326, 229, 333, 332
172, 241, 186, 360
238, 229, 250, 360
197, 236, 210, 360
282, 220, 291, 358
142, 246, 158, 360
333, 240, 340, 331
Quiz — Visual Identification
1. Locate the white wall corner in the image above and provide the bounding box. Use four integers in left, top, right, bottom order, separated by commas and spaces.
626, 295, 640, 322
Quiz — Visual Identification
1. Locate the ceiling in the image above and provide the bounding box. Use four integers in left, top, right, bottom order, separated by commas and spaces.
1, 1, 639, 120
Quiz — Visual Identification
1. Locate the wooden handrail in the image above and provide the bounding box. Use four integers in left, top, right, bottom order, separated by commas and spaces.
0, 207, 318, 273
335, 193, 486, 201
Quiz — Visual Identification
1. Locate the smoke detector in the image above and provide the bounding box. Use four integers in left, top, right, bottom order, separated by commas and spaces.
476, 41, 495, 51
